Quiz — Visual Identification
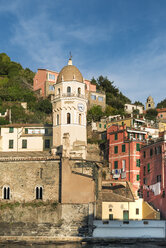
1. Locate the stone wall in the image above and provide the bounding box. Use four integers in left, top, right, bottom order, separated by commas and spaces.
0, 203, 93, 237
0, 160, 60, 202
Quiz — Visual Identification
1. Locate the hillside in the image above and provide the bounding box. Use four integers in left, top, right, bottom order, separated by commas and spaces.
0, 53, 52, 124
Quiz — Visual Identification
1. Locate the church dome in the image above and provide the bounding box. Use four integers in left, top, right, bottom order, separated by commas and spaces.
56, 59, 83, 84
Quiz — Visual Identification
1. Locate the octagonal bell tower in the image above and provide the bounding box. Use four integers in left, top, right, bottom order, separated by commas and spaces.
52, 58, 87, 159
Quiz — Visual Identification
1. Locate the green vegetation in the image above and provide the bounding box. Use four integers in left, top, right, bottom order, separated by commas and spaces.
0, 53, 52, 124
145, 108, 158, 120
88, 76, 131, 121
156, 98, 166, 108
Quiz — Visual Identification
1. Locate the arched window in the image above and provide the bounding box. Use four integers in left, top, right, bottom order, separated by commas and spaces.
67, 113, 71, 124
57, 114, 59, 125
79, 114, 81, 125
3, 186, 10, 200
58, 88, 60, 95
36, 186, 43, 200
78, 87, 81, 95
67, 86, 71, 96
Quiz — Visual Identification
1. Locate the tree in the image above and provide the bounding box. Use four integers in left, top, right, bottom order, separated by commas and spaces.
87, 105, 104, 122
156, 98, 166, 109
133, 101, 144, 106
145, 109, 158, 120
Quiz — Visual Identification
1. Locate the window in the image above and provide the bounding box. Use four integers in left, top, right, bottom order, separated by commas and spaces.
45, 139, 50, 149
150, 148, 153, 157
45, 128, 48, 135
147, 163, 150, 173
57, 114, 59, 125
67, 86, 71, 95
122, 160, 126, 172
114, 146, 118, 154
109, 214, 113, 220
3, 186, 10, 200
22, 139, 27, 149
157, 175, 161, 182
58, 88, 60, 95
98, 96, 103, 102
25, 128, 28, 134
9, 140, 13, 149
144, 151, 146, 158
133, 133, 136, 138
79, 114, 81, 125
147, 191, 149, 197
99, 124, 102, 128
48, 73, 55, 80
143, 166, 146, 176
114, 161, 118, 169
143, 178, 147, 184
91, 95, 96, 100
122, 144, 125, 152
67, 113, 71, 124
115, 133, 118, 140
136, 208, 139, 215
49, 85, 54, 91
78, 87, 81, 95
136, 175, 140, 181
9, 127, 14, 133
104, 124, 106, 128
137, 134, 139, 139
136, 143, 140, 151
155, 147, 157, 155
36, 186, 43, 200
136, 159, 140, 167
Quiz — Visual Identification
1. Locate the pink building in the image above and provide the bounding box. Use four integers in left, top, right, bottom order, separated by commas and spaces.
157, 108, 166, 120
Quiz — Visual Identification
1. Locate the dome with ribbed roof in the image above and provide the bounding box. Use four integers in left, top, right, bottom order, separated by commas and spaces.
56, 59, 83, 84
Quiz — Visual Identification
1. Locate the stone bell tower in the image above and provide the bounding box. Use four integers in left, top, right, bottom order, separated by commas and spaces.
52, 58, 87, 158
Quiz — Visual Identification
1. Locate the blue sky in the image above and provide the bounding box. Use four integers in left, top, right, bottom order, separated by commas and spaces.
0, 0, 166, 105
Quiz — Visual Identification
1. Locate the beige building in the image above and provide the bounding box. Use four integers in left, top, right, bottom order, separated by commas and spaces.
146, 96, 155, 110
124, 103, 144, 114
0, 124, 52, 152
52, 58, 87, 159
87, 90, 106, 111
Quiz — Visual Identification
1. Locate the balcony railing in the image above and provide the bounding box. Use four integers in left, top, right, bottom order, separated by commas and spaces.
53, 93, 86, 100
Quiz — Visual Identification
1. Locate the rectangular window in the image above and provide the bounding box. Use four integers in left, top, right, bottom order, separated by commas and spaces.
9, 127, 14, 133
122, 160, 126, 172
115, 133, 118, 140
91, 95, 96, 100
114, 161, 118, 169
45, 128, 48, 135
147, 191, 149, 197
136, 174, 140, 181
49, 85, 54, 91
136, 208, 139, 215
9, 140, 13, 149
122, 144, 125, 152
136, 159, 140, 167
22, 139, 27, 149
45, 139, 50, 149
150, 148, 153, 157
143, 178, 147, 184
99, 124, 102, 128
109, 214, 113, 220
48, 73, 55, 80
133, 133, 136, 138
114, 146, 118, 154
98, 96, 103, 102
137, 134, 139, 139
143, 166, 146, 176
104, 124, 106, 128
136, 143, 140, 151
147, 163, 150, 173
144, 151, 146, 158
25, 128, 28, 134
157, 175, 161, 182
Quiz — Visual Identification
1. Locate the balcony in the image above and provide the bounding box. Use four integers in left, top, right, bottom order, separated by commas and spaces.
53, 93, 86, 101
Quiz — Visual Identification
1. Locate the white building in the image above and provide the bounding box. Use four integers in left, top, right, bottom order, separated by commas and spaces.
124, 103, 144, 114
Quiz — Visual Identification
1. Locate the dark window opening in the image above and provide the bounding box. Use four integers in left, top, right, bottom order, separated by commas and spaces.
67, 86, 71, 96
136, 208, 139, 215
3, 187, 10, 200
36, 186, 43, 200
67, 113, 71, 124
22, 139, 27, 149
45, 139, 50, 149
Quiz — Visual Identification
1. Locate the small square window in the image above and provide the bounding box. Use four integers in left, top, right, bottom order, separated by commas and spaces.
9, 127, 14, 133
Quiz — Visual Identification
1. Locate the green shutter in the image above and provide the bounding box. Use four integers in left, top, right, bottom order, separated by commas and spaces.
114, 146, 118, 154
22, 140, 27, 149
136, 175, 140, 181
136, 159, 140, 167
115, 133, 118, 140
104, 124, 106, 129
136, 143, 140, 151
25, 128, 28, 134
147, 163, 150, 172
9, 127, 14, 133
99, 124, 102, 128
9, 140, 13, 149
122, 144, 125, 152
114, 161, 118, 169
